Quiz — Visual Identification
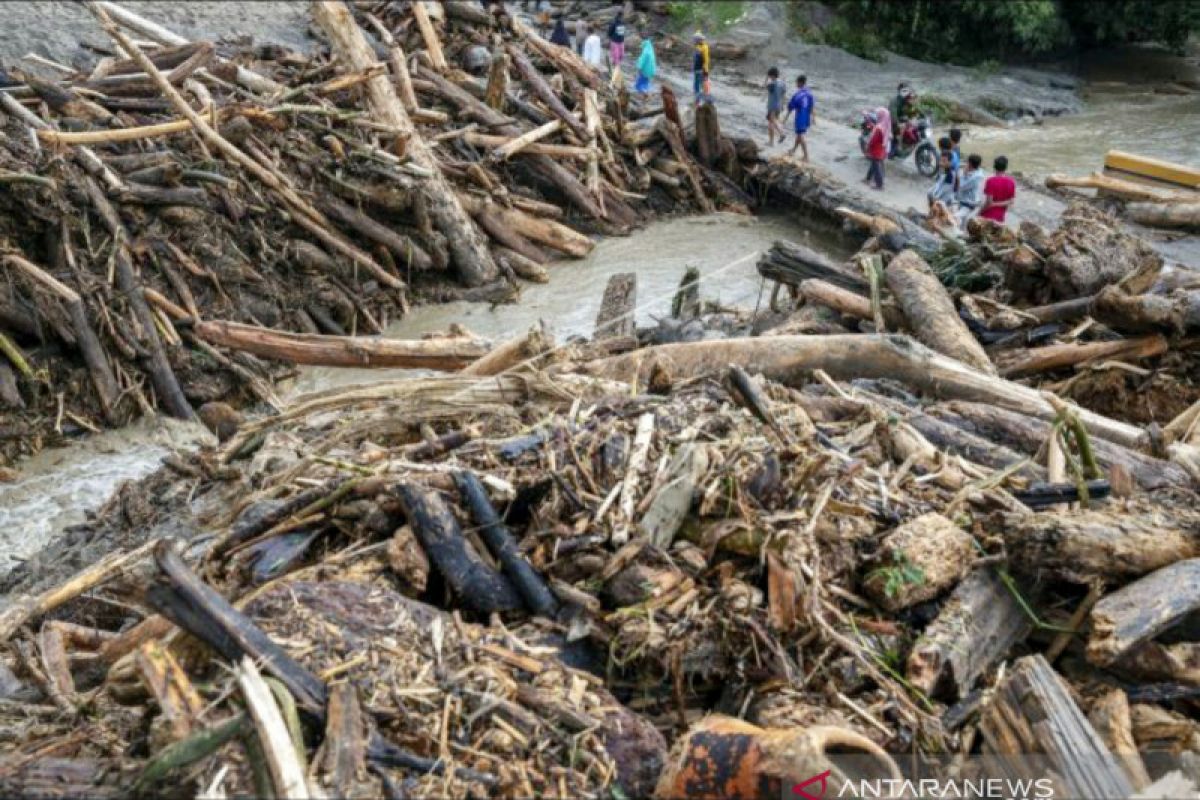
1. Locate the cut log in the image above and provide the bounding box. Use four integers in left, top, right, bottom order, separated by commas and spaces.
476, 207, 550, 265
798, 278, 904, 329
996, 334, 1168, 378
192, 320, 489, 369
980, 654, 1134, 800
1090, 285, 1200, 335
594, 272, 636, 340
393, 482, 523, 615
583, 334, 1192, 463
410, 0, 448, 71
1045, 172, 1197, 204
1088, 558, 1200, 666
316, 195, 434, 271
907, 568, 1030, 700
1127, 201, 1200, 231
322, 682, 368, 798
486, 119, 561, 162
862, 513, 975, 611
757, 241, 868, 293
484, 48, 509, 111
312, 1, 497, 287
462, 131, 589, 160
885, 250, 995, 374
454, 471, 559, 618
997, 510, 1199, 584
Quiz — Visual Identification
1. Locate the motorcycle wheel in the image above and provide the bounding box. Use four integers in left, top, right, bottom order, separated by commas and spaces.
914, 143, 938, 177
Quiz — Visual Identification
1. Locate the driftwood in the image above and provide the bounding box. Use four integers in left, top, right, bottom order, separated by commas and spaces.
1127, 201, 1200, 231
393, 482, 523, 614
1088, 558, 1200, 666
998, 510, 1199, 584
996, 334, 1168, 378
192, 320, 489, 369
798, 278, 905, 329
757, 241, 868, 293
907, 568, 1030, 700
885, 250, 994, 374
980, 654, 1134, 800
1087, 689, 1152, 791
460, 323, 552, 376
594, 272, 636, 340
454, 470, 559, 618
1090, 285, 1200, 335
312, 1, 496, 287
1046, 172, 1197, 204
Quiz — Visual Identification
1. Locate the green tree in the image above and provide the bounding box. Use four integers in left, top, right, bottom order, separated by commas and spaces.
1063, 0, 1200, 51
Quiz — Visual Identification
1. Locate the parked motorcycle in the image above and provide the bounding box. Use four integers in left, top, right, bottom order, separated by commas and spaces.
859, 112, 938, 178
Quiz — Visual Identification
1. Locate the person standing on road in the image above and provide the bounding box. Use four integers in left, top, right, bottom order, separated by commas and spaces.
784, 74, 814, 161
582, 27, 604, 71
863, 107, 889, 190
692, 32, 711, 103
608, 11, 627, 75
765, 67, 785, 146
979, 155, 1016, 224
635, 36, 657, 96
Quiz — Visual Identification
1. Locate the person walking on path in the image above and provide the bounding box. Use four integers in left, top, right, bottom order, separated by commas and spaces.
979, 155, 1016, 224
765, 67, 785, 146
863, 107, 889, 190
783, 74, 814, 161
549, 17, 570, 47
607, 11, 627, 75
692, 32, 711, 103
635, 37, 657, 96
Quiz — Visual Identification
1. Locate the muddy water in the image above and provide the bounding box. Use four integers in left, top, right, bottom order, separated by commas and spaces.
0, 213, 840, 572
0, 417, 211, 575
289, 212, 850, 396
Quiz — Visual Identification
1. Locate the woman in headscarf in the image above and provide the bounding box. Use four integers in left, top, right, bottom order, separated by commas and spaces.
863, 107, 890, 190
549, 17, 570, 47
634, 36, 657, 96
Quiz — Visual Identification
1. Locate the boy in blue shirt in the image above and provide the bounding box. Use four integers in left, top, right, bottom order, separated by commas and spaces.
783, 75, 815, 162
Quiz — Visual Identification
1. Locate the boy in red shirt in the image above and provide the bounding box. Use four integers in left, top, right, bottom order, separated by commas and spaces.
863, 107, 888, 190
980, 155, 1016, 224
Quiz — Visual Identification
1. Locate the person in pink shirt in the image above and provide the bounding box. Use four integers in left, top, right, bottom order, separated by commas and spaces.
979, 155, 1016, 224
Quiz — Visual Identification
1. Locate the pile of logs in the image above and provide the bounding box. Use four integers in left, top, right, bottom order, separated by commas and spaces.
1047, 172, 1200, 232
0, 0, 749, 462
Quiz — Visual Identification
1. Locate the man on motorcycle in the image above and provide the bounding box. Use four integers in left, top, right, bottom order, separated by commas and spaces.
888, 83, 917, 158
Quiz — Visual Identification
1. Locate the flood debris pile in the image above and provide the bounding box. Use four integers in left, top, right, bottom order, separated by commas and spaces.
4, 303, 1200, 797
1046, 171, 1200, 233
0, 0, 749, 463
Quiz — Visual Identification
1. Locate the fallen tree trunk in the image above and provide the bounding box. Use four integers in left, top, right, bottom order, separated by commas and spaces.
885, 250, 994, 373
757, 241, 868, 293
460, 323, 552, 376
457, 195, 593, 257
907, 568, 1030, 700
996, 334, 1168, 378
997, 510, 1199, 584
192, 320, 489, 369
1126, 201, 1200, 231
981, 654, 1134, 800
313, 1, 497, 287
582, 334, 1175, 457
1088, 558, 1200, 666
506, 46, 588, 141
393, 482, 523, 615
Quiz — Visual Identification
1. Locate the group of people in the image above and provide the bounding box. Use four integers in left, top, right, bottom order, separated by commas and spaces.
543, 9, 661, 97
765, 70, 815, 160
925, 131, 1017, 227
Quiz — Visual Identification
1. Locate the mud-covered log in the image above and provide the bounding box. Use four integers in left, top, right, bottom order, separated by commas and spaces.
506, 46, 588, 141
997, 510, 1199, 583
934, 400, 1191, 490
981, 654, 1134, 800
907, 568, 1030, 700
457, 195, 593, 257
393, 482, 523, 615
1046, 172, 1196, 203
594, 273, 636, 340
1088, 559, 1200, 666
454, 471, 559, 618
460, 323, 553, 376
757, 241, 868, 292
863, 513, 975, 611
192, 320, 489, 369
317, 195, 434, 271
1127, 201, 1200, 231
885, 250, 994, 374
313, 1, 497, 286
996, 334, 1168, 378
1090, 285, 1200, 335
